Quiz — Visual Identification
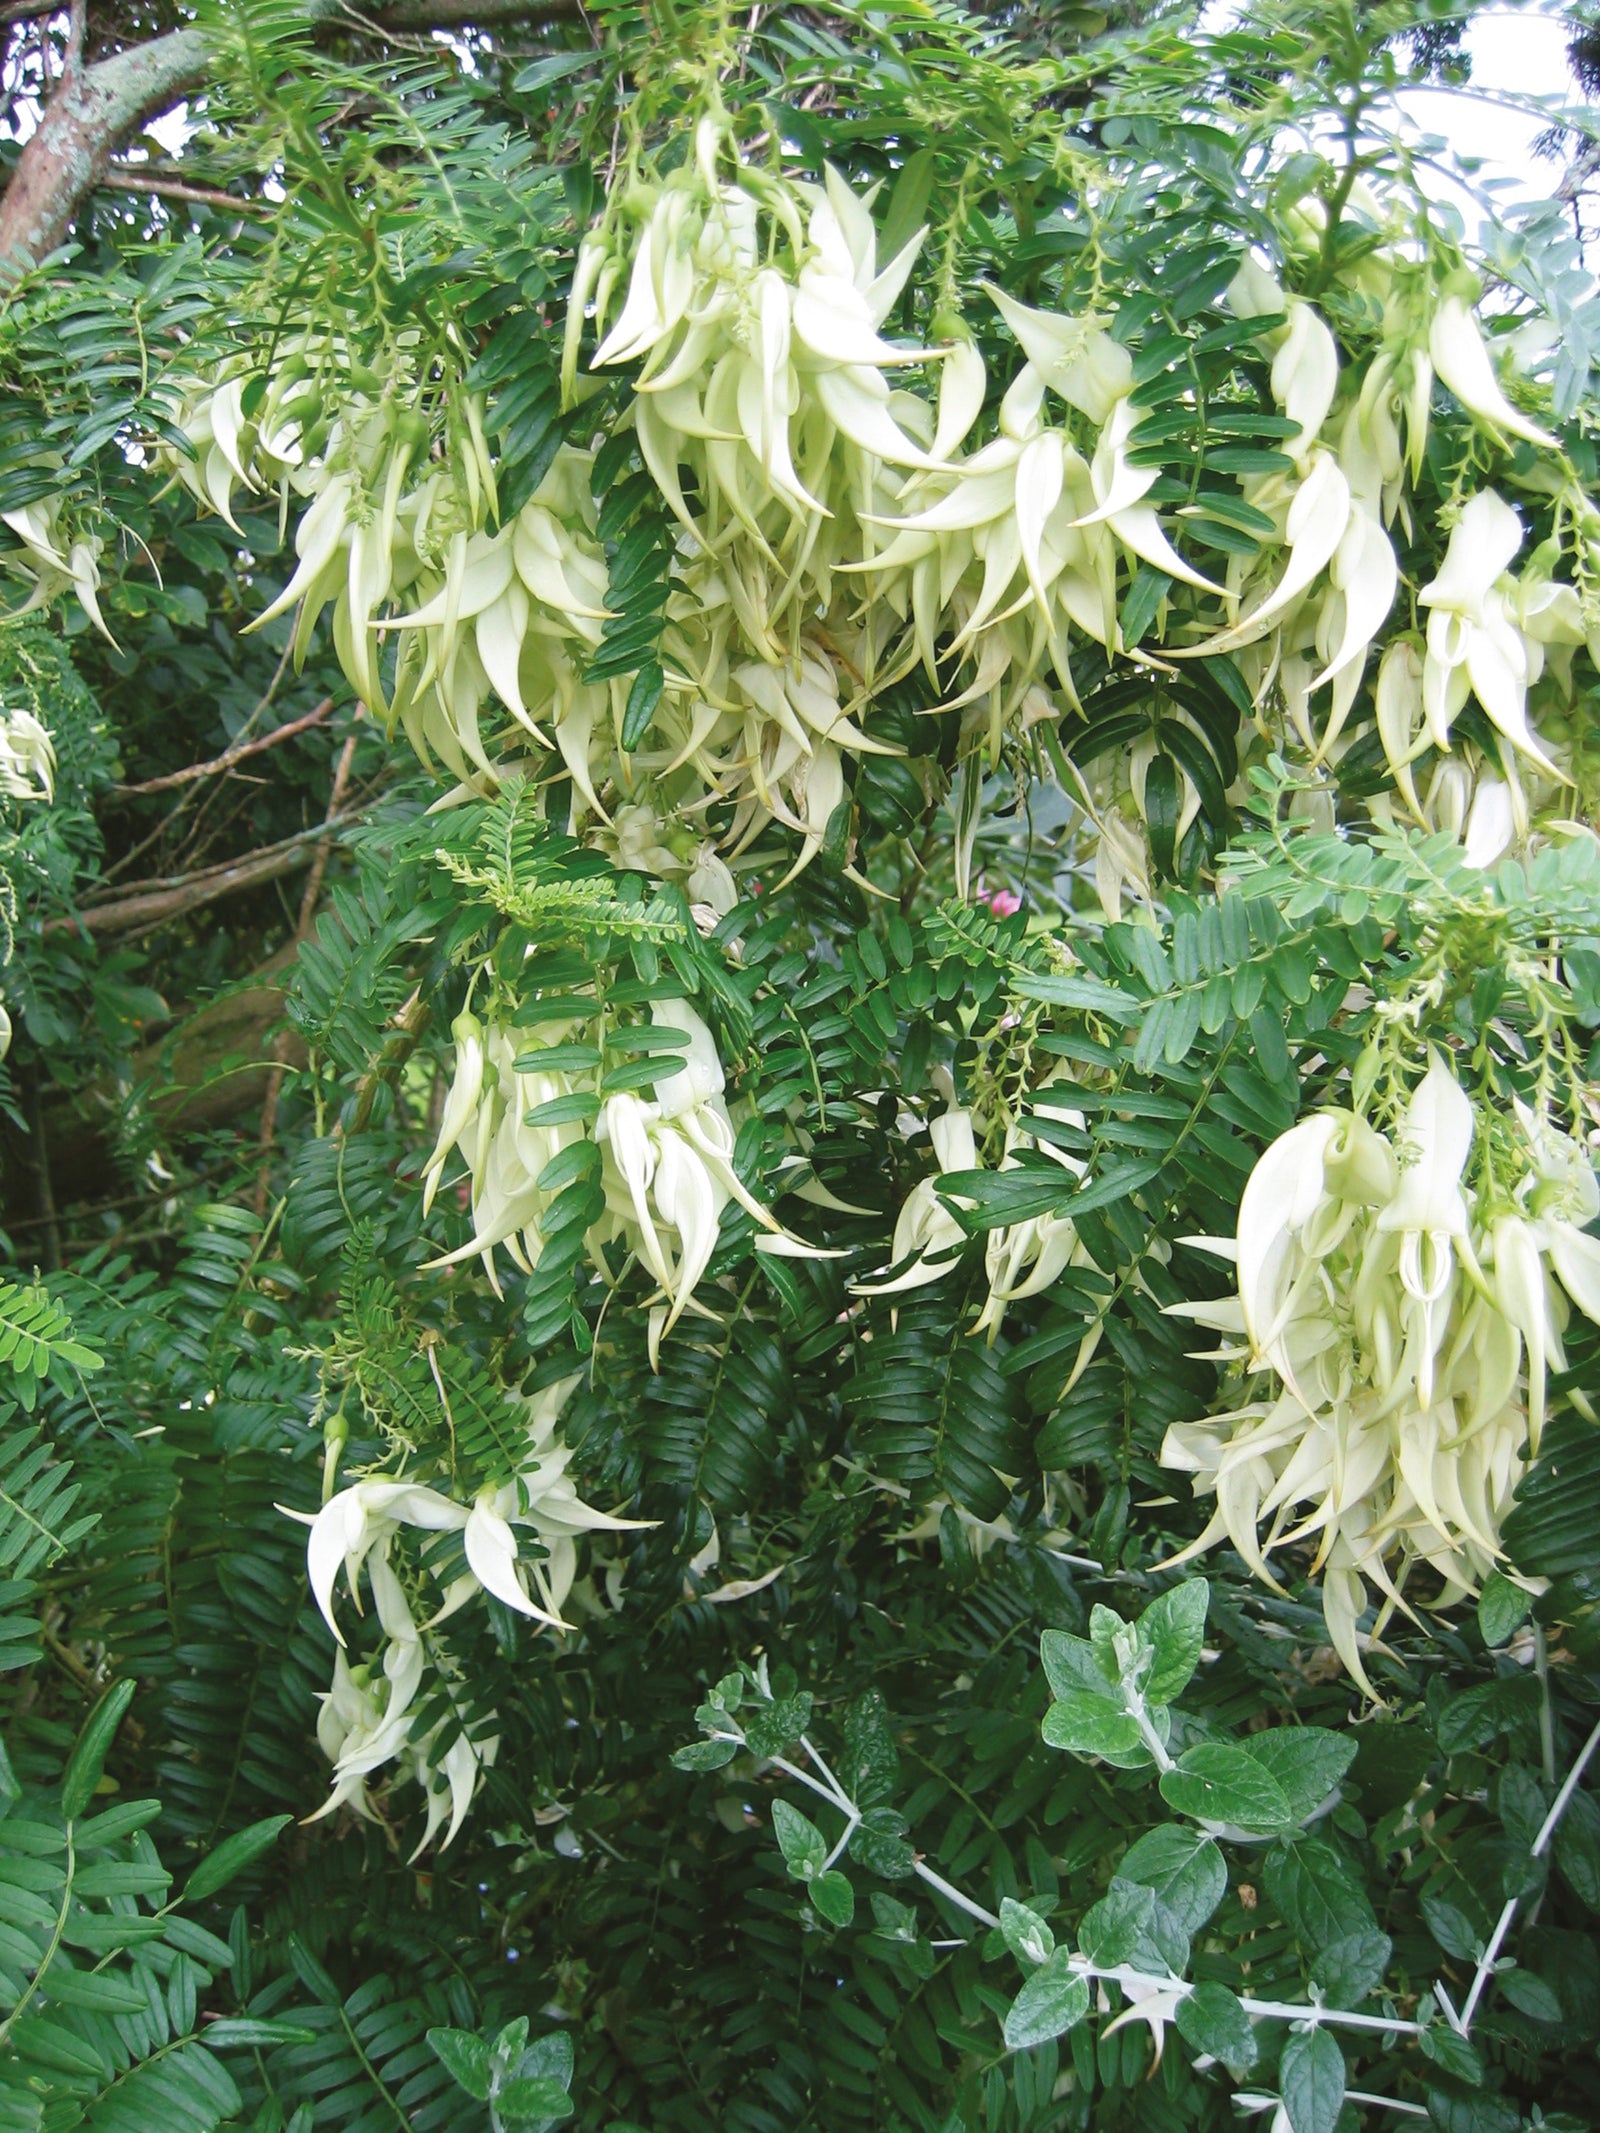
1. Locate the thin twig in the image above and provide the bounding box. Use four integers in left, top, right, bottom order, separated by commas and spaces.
255, 733, 358, 1208
26, 1074, 60, 1272
1450, 1712, 1600, 2034
99, 169, 272, 216
102, 638, 299, 883
114, 698, 333, 796
61, 0, 85, 83
346, 990, 431, 1137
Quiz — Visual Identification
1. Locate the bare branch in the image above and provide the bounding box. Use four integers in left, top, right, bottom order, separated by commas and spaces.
0, 22, 211, 265
45, 812, 359, 939
62, 0, 85, 83
113, 698, 334, 796
99, 167, 275, 216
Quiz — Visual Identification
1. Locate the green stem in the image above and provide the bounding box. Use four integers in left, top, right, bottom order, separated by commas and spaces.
0, 1819, 75, 2049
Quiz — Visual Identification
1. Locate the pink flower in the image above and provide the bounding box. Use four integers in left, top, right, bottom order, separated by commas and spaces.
987, 888, 1022, 918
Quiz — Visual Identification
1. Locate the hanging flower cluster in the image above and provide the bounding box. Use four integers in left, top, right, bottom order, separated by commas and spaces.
0, 497, 110, 642
1068, 216, 1593, 909
291, 1377, 644, 1847
152, 134, 1588, 933
422, 994, 812, 1362
857, 1078, 1090, 1342
1161, 1052, 1600, 1689
0, 704, 55, 802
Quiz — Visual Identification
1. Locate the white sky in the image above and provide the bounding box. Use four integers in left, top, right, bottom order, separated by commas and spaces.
1396, 7, 1586, 225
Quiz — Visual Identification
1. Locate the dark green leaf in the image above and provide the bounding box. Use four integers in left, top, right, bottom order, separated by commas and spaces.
61, 1680, 135, 1820
1279, 2028, 1345, 2133
183, 1814, 292, 1904
1175, 1981, 1256, 2068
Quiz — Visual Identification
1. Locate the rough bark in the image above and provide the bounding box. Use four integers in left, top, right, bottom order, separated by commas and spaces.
0, 25, 211, 266
0, 0, 585, 268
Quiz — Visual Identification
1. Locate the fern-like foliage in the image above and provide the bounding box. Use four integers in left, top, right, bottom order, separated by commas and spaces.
0, 1424, 95, 1676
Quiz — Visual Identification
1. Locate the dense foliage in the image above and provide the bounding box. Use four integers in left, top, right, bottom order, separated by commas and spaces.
2, 1, 1600, 2128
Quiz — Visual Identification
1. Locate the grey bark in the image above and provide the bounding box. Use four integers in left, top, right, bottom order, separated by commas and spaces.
0, 0, 584, 268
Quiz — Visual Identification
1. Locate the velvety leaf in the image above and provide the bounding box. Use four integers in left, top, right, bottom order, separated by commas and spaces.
1077, 1883, 1157, 1968
1039, 1630, 1117, 1703
811, 1871, 855, 1927
999, 1897, 1055, 1967
1116, 1825, 1228, 1939
1420, 2024, 1483, 2086
1476, 1571, 1532, 1648
1160, 1743, 1294, 1832
428, 2028, 494, 2102
1041, 1692, 1147, 1765
1238, 1729, 1356, 1824
1139, 1579, 1209, 1705
672, 1738, 739, 1772
1309, 1930, 1391, 2008
1175, 1981, 1256, 2068
1279, 2027, 1345, 2133
744, 1693, 814, 1759
1002, 1950, 1091, 2051
496, 2074, 574, 2125
771, 1798, 827, 1882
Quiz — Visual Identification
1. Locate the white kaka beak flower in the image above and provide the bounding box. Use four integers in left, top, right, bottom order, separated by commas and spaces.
932, 337, 988, 460
650, 1128, 721, 1346
1179, 451, 1351, 657
1421, 491, 1524, 622
1271, 300, 1340, 462
1378, 1053, 1474, 1246
1542, 1218, 1600, 1329
1375, 1055, 1474, 1396
1235, 1113, 1340, 1378
650, 999, 725, 1119
0, 710, 56, 802
294, 1481, 468, 1644
1374, 640, 1428, 817
1429, 294, 1557, 451
1463, 775, 1514, 869
1417, 493, 1559, 773
420, 1009, 486, 1213
1307, 505, 1397, 701
853, 1105, 977, 1296
1491, 1213, 1552, 1451
981, 284, 1132, 423
464, 1491, 570, 1629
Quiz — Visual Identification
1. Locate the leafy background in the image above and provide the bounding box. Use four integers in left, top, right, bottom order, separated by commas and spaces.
0, 1, 1598, 2129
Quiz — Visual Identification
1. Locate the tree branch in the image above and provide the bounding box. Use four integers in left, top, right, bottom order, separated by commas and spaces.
0, 0, 586, 265
113, 698, 333, 796
99, 167, 275, 217
44, 813, 358, 939
0, 23, 211, 266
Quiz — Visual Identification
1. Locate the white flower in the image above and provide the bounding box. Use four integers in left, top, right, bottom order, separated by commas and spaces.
1160, 1061, 1584, 1689
0, 709, 55, 802
1417, 493, 1557, 772
854, 1105, 976, 1296
1429, 293, 1556, 451
293, 1479, 468, 1646
420, 1008, 485, 1214
465, 1490, 570, 1629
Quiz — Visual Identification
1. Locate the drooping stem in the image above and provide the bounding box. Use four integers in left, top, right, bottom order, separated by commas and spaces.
1451, 1711, 1600, 2034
